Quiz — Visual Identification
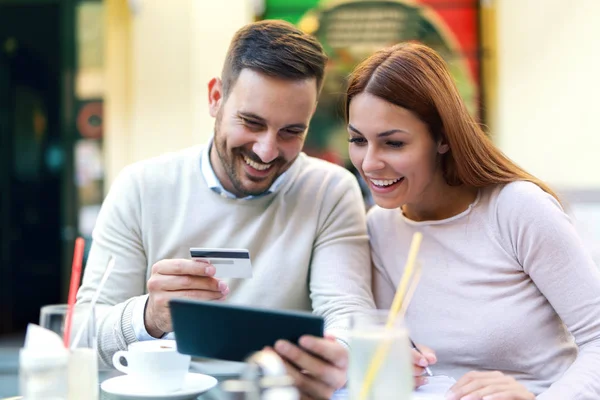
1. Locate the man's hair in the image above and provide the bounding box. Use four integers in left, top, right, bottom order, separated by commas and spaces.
221, 20, 328, 97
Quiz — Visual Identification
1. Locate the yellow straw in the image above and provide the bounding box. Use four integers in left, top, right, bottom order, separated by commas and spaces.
359, 232, 423, 400
398, 264, 422, 319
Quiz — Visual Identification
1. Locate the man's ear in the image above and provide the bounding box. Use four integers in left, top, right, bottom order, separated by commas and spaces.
208, 77, 223, 118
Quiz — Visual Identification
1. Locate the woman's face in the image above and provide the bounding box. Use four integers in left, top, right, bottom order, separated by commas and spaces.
348, 92, 448, 210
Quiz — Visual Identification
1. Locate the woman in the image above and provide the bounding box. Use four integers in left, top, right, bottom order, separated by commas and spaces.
346, 43, 600, 400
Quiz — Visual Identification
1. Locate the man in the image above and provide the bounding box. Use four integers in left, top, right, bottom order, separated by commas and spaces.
77, 20, 375, 399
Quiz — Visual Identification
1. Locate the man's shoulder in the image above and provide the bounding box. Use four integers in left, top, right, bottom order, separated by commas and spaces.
120, 146, 204, 181
130, 146, 203, 171
295, 153, 355, 183
281, 154, 362, 205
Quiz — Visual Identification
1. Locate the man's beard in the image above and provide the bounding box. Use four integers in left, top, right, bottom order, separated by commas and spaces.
213, 122, 283, 197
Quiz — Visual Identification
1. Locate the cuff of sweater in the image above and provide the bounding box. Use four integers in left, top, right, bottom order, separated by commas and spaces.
325, 327, 350, 350
120, 295, 142, 345
97, 297, 140, 369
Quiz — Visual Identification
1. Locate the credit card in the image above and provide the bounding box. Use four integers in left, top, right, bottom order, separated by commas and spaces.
190, 248, 252, 278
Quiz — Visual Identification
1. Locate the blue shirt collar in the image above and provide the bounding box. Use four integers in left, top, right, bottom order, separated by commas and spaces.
201, 139, 287, 199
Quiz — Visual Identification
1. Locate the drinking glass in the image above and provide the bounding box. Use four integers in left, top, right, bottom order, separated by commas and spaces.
348, 310, 413, 400
39, 303, 99, 400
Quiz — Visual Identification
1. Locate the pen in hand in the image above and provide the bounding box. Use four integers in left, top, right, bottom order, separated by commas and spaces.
410, 338, 434, 377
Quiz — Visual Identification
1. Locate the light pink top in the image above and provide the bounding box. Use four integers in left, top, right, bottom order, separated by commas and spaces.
368, 181, 600, 399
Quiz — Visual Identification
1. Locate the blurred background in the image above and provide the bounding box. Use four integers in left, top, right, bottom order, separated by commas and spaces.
1, 0, 599, 393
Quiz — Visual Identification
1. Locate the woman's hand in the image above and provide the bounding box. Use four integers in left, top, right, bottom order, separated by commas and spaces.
446, 371, 535, 400
411, 343, 437, 388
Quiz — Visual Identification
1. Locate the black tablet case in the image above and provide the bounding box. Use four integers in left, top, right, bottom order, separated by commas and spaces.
170, 298, 324, 362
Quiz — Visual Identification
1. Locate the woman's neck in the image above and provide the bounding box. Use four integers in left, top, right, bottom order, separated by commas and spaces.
402, 181, 479, 222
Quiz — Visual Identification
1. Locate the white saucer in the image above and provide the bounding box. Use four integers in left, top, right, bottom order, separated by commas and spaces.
100, 372, 218, 400
190, 358, 247, 377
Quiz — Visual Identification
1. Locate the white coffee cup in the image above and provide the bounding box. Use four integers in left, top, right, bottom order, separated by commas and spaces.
112, 340, 191, 394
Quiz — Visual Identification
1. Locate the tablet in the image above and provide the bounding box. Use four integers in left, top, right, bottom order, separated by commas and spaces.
170, 299, 324, 362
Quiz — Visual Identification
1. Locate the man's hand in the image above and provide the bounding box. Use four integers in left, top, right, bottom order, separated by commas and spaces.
274, 334, 347, 400
144, 259, 229, 337
446, 371, 535, 400
411, 343, 437, 388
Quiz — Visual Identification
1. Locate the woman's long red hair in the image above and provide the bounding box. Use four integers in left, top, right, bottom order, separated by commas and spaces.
346, 43, 558, 201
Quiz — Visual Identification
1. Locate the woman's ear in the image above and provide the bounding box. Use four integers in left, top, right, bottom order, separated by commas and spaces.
437, 140, 450, 155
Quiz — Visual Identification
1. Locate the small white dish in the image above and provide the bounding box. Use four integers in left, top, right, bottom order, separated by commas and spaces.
100, 372, 218, 400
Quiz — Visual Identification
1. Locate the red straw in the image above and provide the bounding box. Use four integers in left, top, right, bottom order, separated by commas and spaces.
63, 237, 85, 348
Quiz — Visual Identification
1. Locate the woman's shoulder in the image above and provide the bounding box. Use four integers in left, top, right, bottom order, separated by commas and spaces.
495, 180, 551, 198
482, 181, 566, 239
487, 181, 562, 215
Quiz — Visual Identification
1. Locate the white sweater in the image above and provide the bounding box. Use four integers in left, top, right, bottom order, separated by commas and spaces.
368, 181, 600, 399
76, 146, 376, 366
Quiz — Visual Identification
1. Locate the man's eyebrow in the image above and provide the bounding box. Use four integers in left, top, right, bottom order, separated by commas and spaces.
239, 112, 307, 131
238, 112, 266, 122
283, 123, 307, 130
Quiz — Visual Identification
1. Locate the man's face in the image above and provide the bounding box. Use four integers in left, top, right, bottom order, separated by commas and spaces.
208, 69, 318, 197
